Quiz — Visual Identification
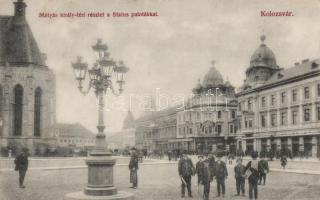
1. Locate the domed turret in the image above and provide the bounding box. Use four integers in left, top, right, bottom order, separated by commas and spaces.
249, 35, 278, 69
244, 35, 280, 88
202, 61, 224, 88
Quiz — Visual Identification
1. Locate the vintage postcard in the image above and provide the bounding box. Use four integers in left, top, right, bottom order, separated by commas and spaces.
0, 0, 320, 199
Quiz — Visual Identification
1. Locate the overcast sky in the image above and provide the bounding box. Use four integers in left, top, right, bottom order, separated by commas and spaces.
1, 0, 320, 132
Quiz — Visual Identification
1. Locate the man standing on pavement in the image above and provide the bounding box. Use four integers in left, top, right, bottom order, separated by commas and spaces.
234, 158, 246, 196
245, 151, 260, 200
198, 155, 212, 200
178, 150, 195, 198
214, 152, 228, 198
258, 156, 269, 185
129, 147, 139, 189
208, 153, 215, 182
14, 148, 29, 188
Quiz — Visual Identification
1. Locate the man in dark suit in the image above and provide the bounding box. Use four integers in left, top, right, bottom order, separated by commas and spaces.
129, 147, 139, 189
178, 151, 195, 198
198, 155, 212, 200
214, 152, 228, 197
245, 151, 260, 200
258, 156, 269, 185
14, 148, 29, 188
234, 158, 246, 196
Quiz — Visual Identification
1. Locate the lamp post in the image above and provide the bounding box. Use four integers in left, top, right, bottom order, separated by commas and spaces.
65, 39, 133, 200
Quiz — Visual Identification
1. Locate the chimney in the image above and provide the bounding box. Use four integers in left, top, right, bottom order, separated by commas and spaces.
302, 59, 309, 63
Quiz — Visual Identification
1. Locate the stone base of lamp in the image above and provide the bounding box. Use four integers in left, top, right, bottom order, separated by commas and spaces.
65, 155, 134, 200
64, 191, 134, 200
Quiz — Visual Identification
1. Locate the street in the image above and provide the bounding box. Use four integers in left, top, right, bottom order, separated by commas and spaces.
1, 158, 320, 200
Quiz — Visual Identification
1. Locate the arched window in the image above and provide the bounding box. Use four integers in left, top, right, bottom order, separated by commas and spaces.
14, 84, 23, 136
34, 87, 42, 137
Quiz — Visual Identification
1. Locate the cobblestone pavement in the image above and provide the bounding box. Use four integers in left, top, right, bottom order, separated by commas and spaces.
1, 158, 320, 200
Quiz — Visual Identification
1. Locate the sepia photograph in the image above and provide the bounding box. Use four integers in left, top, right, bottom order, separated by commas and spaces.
0, 0, 320, 199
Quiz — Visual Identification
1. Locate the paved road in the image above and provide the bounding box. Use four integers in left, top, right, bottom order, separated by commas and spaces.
1, 159, 320, 200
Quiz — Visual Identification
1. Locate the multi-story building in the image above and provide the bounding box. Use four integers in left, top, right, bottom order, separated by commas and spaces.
237, 35, 320, 157
135, 106, 179, 153
176, 63, 238, 154
0, 0, 56, 155
135, 63, 238, 154
54, 123, 95, 153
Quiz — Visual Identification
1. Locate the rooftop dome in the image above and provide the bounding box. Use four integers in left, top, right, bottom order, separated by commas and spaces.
202, 61, 224, 88
249, 35, 278, 69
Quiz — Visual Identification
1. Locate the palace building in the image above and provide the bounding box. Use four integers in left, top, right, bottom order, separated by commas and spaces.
236, 35, 320, 157
176, 62, 238, 154
135, 62, 238, 154
0, 0, 56, 155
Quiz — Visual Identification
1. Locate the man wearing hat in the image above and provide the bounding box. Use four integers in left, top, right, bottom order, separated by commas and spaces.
178, 150, 195, 198
245, 151, 260, 200
14, 148, 29, 188
214, 152, 228, 197
234, 158, 246, 196
129, 147, 139, 189
198, 154, 212, 200
258, 156, 269, 185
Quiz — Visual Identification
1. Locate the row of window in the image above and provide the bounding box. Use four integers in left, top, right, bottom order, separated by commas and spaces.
178, 110, 236, 123
241, 84, 320, 111
244, 106, 320, 128
59, 138, 95, 144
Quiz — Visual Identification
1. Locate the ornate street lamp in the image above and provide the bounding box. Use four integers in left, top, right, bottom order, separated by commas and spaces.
66, 39, 132, 200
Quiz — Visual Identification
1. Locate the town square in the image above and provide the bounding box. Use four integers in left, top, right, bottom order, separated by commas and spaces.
0, 0, 320, 199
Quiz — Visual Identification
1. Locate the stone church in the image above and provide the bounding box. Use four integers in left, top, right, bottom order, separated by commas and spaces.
0, 0, 56, 155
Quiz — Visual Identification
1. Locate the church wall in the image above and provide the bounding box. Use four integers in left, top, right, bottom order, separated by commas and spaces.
0, 64, 56, 155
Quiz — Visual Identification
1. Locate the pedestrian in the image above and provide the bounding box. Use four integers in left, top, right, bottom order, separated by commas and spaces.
245, 151, 260, 200
214, 152, 228, 198
196, 155, 204, 184
258, 156, 269, 185
234, 158, 246, 196
280, 155, 287, 169
14, 148, 29, 188
178, 150, 195, 198
198, 155, 212, 200
129, 147, 139, 189
208, 153, 215, 182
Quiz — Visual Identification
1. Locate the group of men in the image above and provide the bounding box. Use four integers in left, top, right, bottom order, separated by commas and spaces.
178, 151, 269, 200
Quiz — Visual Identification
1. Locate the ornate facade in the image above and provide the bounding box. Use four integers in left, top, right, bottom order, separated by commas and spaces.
237, 35, 320, 157
176, 62, 238, 153
135, 63, 238, 154
0, 0, 56, 155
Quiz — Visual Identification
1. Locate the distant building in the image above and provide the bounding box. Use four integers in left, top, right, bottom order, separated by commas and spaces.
135, 106, 180, 152
0, 0, 56, 155
54, 123, 95, 153
135, 62, 238, 154
106, 111, 135, 150
236, 35, 320, 157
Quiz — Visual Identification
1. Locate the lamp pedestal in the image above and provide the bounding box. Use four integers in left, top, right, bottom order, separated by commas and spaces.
64, 155, 133, 200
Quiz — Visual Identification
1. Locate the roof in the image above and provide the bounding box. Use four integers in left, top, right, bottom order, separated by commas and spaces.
265, 59, 320, 85
135, 105, 182, 123
123, 110, 135, 129
247, 35, 279, 73
202, 66, 224, 87
55, 123, 95, 138
0, 0, 46, 67
238, 58, 320, 95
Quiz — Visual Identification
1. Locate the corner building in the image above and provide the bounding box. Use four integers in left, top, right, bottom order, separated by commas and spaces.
0, 0, 56, 155
236, 35, 320, 157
